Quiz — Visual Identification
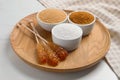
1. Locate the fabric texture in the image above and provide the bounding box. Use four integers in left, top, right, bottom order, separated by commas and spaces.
38, 0, 120, 78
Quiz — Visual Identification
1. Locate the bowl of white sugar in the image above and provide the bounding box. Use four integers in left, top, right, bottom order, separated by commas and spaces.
52, 23, 83, 51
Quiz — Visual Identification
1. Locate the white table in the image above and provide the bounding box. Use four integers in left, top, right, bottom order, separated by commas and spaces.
0, 0, 118, 80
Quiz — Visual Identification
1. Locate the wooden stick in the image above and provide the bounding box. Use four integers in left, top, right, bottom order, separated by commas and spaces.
17, 23, 48, 43
30, 23, 39, 44
30, 22, 48, 46
30, 23, 48, 44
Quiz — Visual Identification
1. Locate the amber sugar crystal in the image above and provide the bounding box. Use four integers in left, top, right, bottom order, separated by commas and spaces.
69, 12, 94, 24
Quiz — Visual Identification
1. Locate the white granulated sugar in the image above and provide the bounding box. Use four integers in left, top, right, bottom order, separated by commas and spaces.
52, 23, 82, 40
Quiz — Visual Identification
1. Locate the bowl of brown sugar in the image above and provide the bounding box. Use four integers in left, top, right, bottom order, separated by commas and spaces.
36, 8, 67, 31
68, 11, 96, 36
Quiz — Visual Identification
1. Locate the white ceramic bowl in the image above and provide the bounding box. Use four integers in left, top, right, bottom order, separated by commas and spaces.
68, 10, 96, 36
52, 23, 83, 51
36, 8, 67, 31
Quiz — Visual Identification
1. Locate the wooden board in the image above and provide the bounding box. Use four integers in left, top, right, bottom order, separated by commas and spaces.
10, 12, 110, 72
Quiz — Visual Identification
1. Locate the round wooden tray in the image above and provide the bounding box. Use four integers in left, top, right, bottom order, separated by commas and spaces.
10, 12, 110, 72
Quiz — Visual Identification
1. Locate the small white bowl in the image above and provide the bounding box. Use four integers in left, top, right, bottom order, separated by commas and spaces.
52, 23, 83, 51
68, 10, 96, 36
36, 8, 67, 31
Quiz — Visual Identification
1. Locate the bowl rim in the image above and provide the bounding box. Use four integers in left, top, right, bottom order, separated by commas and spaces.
68, 10, 96, 26
52, 23, 83, 41
36, 8, 68, 25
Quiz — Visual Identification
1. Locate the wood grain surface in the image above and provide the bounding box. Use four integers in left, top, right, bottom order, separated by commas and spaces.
10, 12, 110, 72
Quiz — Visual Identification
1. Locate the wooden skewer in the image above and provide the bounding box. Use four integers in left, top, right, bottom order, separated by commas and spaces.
21, 22, 49, 64
17, 22, 68, 64
29, 22, 59, 66
30, 22, 48, 46
17, 23, 48, 43
30, 23, 39, 44
29, 22, 51, 50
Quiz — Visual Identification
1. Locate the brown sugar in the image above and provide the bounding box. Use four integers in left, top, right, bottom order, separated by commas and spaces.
39, 8, 66, 23
69, 12, 94, 24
